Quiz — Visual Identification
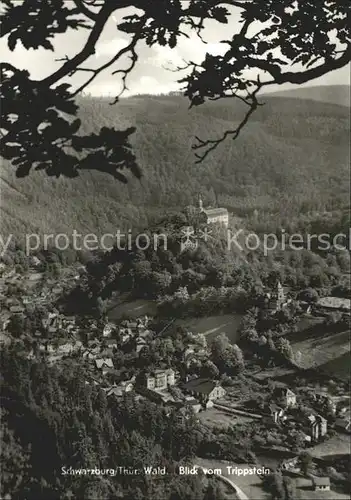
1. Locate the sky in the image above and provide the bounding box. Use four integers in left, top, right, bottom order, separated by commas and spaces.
1, 4, 350, 98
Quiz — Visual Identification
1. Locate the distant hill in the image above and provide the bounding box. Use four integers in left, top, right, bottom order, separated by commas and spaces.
1, 93, 349, 241
264, 85, 350, 107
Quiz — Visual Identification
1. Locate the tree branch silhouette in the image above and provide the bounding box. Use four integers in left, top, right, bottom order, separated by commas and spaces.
1, 0, 350, 180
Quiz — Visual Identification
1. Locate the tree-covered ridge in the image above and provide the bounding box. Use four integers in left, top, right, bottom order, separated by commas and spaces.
61, 210, 350, 319
1, 92, 349, 238
264, 84, 350, 107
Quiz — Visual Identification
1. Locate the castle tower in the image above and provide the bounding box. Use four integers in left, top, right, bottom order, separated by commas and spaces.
198, 194, 203, 212
277, 281, 285, 302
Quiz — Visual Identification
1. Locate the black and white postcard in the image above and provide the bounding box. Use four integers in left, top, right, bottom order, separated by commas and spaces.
1, 1, 350, 499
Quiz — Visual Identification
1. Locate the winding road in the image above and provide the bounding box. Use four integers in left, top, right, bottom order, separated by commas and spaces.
195, 463, 249, 500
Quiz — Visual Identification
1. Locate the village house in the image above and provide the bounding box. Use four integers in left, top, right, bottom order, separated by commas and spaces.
306, 414, 328, 441
105, 338, 118, 349
183, 344, 208, 368
95, 358, 114, 372
295, 476, 330, 492
118, 326, 133, 343
103, 323, 115, 337
38, 339, 82, 356
274, 387, 297, 408
57, 340, 83, 355
312, 477, 330, 491
313, 392, 337, 414
171, 400, 202, 423
136, 316, 150, 330
22, 296, 33, 305
103, 378, 135, 398
135, 337, 147, 354
183, 378, 226, 408
82, 348, 99, 360
39, 341, 56, 354
280, 456, 299, 471
144, 369, 176, 391
184, 346, 195, 359
120, 319, 140, 332
268, 404, 285, 424
9, 305, 25, 315
42, 315, 61, 335
99, 347, 115, 359
29, 256, 42, 269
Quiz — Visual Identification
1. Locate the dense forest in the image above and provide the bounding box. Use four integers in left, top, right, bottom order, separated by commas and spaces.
61, 211, 350, 318
1, 88, 349, 240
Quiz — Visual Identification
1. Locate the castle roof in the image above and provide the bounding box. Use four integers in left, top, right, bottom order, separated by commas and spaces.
203, 208, 228, 217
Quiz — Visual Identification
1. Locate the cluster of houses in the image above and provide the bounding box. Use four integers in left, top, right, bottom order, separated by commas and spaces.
3, 301, 229, 422
262, 386, 351, 444
81, 318, 227, 419
263, 282, 292, 313
263, 388, 328, 444
281, 457, 332, 493
260, 280, 351, 317
0, 261, 83, 322
96, 363, 227, 420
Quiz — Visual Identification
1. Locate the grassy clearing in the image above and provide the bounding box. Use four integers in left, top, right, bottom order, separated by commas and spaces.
309, 434, 351, 459
199, 408, 256, 429
318, 351, 351, 381
107, 299, 157, 321
293, 315, 325, 333
295, 489, 350, 499
176, 314, 243, 343
291, 330, 350, 371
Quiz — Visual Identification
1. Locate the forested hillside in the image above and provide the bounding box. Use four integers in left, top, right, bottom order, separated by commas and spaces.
1, 88, 349, 240
265, 84, 350, 107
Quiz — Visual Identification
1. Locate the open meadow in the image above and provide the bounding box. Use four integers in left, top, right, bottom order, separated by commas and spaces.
176, 314, 243, 344
107, 298, 157, 321
291, 329, 350, 375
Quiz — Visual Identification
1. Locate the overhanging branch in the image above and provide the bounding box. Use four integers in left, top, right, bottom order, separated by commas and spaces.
193, 80, 263, 163
40, 3, 115, 87
73, 0, 98, 21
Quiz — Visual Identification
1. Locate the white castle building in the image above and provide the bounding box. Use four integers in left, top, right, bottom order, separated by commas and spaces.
196, 195, 229, 227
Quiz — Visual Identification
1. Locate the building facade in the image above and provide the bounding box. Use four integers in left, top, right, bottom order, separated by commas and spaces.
191, 195, 229, 227
145, 369, 176, 390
